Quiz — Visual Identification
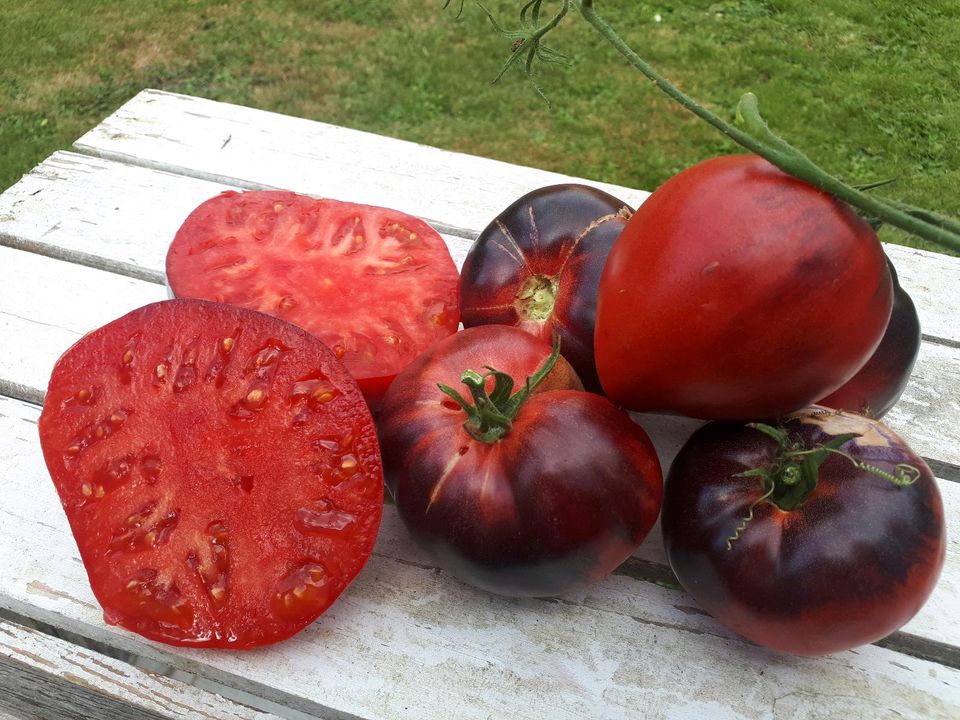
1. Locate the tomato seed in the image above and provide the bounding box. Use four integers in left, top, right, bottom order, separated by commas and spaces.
245, 388, 266, 408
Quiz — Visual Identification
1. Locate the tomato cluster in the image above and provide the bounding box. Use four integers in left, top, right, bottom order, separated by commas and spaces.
38, 156, 942, 655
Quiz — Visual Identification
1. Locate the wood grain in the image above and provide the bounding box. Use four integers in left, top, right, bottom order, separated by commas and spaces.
0, 619, 272, 720
72, 90, 651, 236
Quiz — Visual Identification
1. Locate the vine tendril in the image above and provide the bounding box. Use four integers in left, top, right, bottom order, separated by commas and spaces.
726, 481, 775, 551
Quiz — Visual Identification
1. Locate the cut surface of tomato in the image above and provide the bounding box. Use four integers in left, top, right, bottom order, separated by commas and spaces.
166, 190, 460, 405
38, 299, 384, 648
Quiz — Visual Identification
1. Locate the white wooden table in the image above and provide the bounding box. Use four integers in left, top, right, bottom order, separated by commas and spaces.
1, 90, 959, 720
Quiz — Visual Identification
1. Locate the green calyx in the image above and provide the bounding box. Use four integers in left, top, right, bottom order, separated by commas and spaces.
737, 423, 858, 513
726, 422, 920, 550
438, 334, 561, 444
516, 274, 558, 322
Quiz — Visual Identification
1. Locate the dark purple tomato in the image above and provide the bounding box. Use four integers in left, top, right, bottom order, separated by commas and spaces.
378, 325, 663, 597
459, 184, 632, 391
818, 259, 921, 418
662, 406, 945, 656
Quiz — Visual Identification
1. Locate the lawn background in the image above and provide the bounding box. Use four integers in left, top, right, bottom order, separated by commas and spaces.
1, 0, 957, 253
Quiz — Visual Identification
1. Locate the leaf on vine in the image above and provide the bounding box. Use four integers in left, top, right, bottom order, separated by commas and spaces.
441, 0, 467, 19
474, 0, 572, 105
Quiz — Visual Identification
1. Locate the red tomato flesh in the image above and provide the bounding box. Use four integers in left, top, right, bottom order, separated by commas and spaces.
38, 299, 384, 648
166, 191, 460, 406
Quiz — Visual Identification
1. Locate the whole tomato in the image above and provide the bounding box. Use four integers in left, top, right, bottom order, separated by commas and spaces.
459, 184, 632, 391
378, 326, 663, 597
818, 259, 921, 418
661, 407, 945, 656
595, 154, 893, 420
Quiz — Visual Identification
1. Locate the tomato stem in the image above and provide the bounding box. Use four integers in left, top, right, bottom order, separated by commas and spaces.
739, 423, 862, 512
438, 334, 561, 443
516, 274, 558, 322
729, 421, 921, 548
574, 1, 960, 252
451, 1, 960, 253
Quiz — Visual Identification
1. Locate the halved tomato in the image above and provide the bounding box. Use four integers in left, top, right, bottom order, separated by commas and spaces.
166, 191, 460, 406
38, 299, 384, 648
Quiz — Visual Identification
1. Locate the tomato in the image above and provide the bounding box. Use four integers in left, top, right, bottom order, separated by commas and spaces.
37, 299, 383, 648
459, 184, 631, 391
378, 325, 663, 597
166, 190, 460, 407
595, 154, 893, 420
818, 259, 921, 418
661, 407, 945, 656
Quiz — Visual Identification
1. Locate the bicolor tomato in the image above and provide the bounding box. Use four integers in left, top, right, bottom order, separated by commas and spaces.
378, 326, 663, 597
818, 259, 921, 418
595, 154, 893, 420
459, 185, 632, 391
661, 407, 945, 655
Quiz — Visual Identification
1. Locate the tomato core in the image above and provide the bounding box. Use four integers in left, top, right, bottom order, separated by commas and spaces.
515, 274, 558, 322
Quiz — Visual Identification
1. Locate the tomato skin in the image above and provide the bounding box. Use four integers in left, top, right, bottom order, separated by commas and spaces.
595, 154, 893, 420
378, 326, 663, 597
661, 408, 945, 656
38, 299, 383, 648
460, 184, 631, 391
818, 260, 921, 418
166, 190, 460, 408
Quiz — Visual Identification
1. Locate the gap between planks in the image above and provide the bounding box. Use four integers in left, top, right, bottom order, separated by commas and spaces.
0, 611, 316, 720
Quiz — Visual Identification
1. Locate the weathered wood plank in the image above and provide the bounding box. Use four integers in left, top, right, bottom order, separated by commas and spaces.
72, 90, 651, 235
2, 150, 956, 345
0, 246, 165, 404
1, 392, 959, 720
0, 619, 273, 720
0, 152, 475, 285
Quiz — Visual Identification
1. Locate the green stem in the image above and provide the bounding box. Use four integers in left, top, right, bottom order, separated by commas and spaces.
438, 334, 562, 444
574, 1, 960, 253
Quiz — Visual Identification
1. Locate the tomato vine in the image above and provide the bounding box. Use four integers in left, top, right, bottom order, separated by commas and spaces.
444, 0, 960, 253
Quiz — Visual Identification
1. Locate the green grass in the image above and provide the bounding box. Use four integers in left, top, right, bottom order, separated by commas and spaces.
1, 0, 958, 253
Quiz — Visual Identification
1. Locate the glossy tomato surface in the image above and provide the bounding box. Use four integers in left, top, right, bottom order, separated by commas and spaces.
459, 184, 631, 391
818, 260, 921, 418
378, 326, 663, 597
662, 407, 945, 655
38, 299, 383, 648
166, 190, 460, 406
595, 154, 893, 420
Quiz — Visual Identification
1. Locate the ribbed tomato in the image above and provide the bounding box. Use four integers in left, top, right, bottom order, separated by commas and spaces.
378, 326, 662, 597
459, 184, 632, 390
38, 299, 383, 648
662, 407, 945, 655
